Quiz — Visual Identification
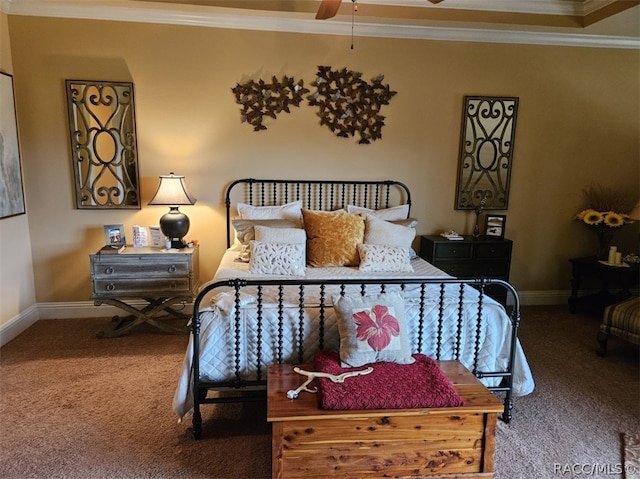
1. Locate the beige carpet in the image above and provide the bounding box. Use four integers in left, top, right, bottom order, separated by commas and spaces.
0, 305, 638, 479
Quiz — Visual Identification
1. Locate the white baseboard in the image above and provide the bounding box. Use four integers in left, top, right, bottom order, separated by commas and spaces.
1, 291, 571, 346
0, 300, 195, 347
0, 304, 39, 347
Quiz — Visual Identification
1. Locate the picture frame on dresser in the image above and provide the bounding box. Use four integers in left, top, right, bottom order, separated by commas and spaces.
485, 215, 507, 239
103, 224, 126, 247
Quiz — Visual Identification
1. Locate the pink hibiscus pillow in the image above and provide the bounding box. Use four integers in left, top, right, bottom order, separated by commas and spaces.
332, 291, 415, 368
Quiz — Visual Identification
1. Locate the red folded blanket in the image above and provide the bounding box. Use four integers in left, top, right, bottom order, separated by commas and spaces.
314, 350, 464, 410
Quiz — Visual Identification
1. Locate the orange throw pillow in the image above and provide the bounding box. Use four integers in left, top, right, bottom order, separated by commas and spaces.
302, 209, 365, 267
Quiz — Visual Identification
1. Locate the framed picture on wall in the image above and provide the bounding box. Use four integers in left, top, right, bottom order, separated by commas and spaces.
103, 224, 126, 247
0, 72, 26, 219
485, 215, 507, 239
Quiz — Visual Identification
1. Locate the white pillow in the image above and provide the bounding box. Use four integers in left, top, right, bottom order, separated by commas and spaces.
347, 204, 409, 221
249, 241, 305, 276
255, 225, 306, 244
357, 244, 414, 273
364, 214, 416, 250
237, 200, 302, 221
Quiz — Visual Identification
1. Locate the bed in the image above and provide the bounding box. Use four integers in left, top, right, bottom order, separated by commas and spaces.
173, 178, 535, 439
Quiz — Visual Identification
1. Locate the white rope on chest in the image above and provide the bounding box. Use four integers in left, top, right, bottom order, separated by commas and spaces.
286, 365, 374, 399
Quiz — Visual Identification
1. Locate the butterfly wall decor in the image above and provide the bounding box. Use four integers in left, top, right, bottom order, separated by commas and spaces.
231, 67, 397, 144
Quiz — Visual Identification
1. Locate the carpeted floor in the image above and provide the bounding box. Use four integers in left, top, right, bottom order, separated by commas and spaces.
0, 305, 637, 479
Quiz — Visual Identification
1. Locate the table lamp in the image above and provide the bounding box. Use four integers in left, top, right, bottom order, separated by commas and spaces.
149, 173, 196, 249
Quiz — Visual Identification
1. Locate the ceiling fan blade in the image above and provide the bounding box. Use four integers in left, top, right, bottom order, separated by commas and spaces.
428, 0, 445, 3
316, 0, 342, 20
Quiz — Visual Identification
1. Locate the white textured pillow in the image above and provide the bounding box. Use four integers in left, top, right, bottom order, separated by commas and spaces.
249, 241, 305, 276
254, 225, 306, 245
347, 204, 409, 221
357, 244, 414, 273
237, 200, 302, 221
333, 290, 414, 367
364, 214, 416, 250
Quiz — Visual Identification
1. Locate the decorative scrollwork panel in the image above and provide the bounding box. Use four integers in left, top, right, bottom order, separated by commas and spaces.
455, 96, 519, 210
66, 80, 140, 209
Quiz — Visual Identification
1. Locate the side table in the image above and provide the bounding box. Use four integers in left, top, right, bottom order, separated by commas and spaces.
90, 246, 200, 337
568, 256, 639, 315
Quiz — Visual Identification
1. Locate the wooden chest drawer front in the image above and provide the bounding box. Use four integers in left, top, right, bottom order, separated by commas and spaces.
434, 242, 473, 260
439, 262, 509, 279
93, 278, 191, 297
474, 243, 511, 260
276, 414, 487, 478
92, 260, 190, 278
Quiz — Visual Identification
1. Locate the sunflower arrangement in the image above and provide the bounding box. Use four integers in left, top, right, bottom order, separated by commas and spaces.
574, 184, 637, 258
574, 209, 630, 228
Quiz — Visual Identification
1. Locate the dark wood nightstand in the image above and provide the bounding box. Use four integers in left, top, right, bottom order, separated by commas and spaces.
90, 246, 200, 337
419, 235, 513, 304
568, 256, 639, 315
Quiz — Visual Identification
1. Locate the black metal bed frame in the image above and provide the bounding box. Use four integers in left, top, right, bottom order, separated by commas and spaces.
188, 179, 520, 440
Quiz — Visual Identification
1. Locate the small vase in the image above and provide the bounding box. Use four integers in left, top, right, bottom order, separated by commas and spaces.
473, 212, 481, 238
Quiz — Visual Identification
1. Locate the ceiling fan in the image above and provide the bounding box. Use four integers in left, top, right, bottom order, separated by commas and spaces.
315, 0, 445, 20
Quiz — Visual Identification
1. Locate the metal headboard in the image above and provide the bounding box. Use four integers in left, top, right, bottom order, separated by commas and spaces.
225, 178, 411, 248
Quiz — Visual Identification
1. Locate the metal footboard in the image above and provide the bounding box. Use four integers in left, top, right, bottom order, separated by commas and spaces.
189, 276, 520, 439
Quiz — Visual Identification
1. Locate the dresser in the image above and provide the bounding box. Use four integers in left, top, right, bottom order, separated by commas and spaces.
90, 246, 199, 337
419, 235, 513, 304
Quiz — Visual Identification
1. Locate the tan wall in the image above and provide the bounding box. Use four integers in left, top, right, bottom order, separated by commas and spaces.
0, 12, 36, 329
7, 15, 640, 304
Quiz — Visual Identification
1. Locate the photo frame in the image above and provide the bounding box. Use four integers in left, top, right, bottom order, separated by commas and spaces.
0, 72, 26, 219
103, 224, 126, 247
485, 215, 507, 239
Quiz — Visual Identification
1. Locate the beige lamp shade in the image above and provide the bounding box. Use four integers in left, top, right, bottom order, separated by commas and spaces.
148, 173, 196, 206
629, 203, 640, 221
149, 173, 196, 248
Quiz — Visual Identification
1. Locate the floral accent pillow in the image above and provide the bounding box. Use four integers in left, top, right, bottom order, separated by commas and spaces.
249, 241, 305, 276
333, 291, 414, 367
357, 244, 413, 273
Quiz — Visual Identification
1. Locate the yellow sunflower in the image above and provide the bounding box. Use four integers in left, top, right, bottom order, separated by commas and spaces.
574, 210, 588, 221
603, 212, 625, 227
581, 209, 604, 225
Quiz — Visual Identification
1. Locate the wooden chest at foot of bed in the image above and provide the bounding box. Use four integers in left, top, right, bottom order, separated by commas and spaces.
267, 361, 503, 479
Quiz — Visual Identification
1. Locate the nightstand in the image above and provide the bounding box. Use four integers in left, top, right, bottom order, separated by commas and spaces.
90, 246, 200, 338
419, 235, 513, 304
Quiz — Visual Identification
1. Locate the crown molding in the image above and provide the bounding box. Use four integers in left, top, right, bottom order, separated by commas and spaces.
4, 0, 639, 49
362, 0, 620, 16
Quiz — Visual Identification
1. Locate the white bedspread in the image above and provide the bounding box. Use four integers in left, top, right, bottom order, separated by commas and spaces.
173, 250, 535, 419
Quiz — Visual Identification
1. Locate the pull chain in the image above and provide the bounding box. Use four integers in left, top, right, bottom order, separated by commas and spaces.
351, 0, 357, 50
